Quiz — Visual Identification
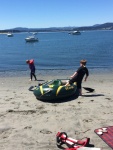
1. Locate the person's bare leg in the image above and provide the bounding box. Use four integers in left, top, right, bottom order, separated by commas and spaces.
65, 82, 70, 86
79, 89, 82, 96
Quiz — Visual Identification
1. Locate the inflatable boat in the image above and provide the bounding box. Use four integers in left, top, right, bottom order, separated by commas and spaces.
31, 79, 77, 101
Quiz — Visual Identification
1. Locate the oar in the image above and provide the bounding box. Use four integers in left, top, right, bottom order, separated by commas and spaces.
28, 86, 36, 91
83, 87, 95, 92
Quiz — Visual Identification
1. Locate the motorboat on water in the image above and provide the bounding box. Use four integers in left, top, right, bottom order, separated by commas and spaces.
69, 31, 81, 35
7, 33, 13, 37
29, 79, 78, 101
25, 35, 38, 42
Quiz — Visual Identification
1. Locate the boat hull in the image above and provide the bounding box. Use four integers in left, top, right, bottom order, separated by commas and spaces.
7, 34, 13, 37
69, 31, 81, 35
25, 35, 38, 42
25, 38, 38, 42
33, 79, 77, 101
72, 32, 81, 35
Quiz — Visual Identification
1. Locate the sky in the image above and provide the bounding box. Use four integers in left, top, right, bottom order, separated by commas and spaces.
0, 0, 113, 30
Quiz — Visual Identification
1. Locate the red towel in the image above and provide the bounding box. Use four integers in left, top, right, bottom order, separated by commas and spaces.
94, 126, 113, 149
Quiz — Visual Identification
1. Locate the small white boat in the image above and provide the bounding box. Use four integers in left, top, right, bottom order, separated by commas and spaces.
7, 33, 13, 37
25, 35, 38, 42
69, 31, 81, 35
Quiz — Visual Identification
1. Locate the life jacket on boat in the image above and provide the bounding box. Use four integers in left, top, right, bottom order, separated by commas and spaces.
56, 132, 90, 150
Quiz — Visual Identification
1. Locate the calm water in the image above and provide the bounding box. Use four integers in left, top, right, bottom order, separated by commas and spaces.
0, 31, 113, 76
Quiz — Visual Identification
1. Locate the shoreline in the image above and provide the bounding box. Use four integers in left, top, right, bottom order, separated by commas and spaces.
0, 68, 113, 78
0, 71, 113, 150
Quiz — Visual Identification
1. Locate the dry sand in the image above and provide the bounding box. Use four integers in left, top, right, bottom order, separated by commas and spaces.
0, 72, 113, 150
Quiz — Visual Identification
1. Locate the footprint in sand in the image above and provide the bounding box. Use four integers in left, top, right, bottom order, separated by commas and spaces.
0, 127, 14, 139
90, 100, 94, 102
5, 98, 13, 101
24, 126, 32, 129
78, 101, 83, 104
40, 110, 48, 114
83, 119, 93, 123
36, 105, 45, 110
105, 98, 111, 100
40, 129, 52, 134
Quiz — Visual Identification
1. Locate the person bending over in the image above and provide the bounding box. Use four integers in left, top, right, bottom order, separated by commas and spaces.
65, 60, 89, 96
26, 59, 37, 81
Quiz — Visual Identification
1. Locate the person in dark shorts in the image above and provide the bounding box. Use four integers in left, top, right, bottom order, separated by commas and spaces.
26, 59, 37, 81
65, 60, 89, 96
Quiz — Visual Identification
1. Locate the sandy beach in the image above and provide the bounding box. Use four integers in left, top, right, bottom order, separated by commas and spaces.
0, 71, 113, 150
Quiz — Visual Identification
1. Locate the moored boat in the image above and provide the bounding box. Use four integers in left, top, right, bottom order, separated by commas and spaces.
7, 33, 13, 37
25, 35, 38, 42
69, 31, 81, 35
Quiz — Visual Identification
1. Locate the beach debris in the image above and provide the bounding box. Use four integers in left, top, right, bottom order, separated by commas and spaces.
7, 109, 36, 114
24, 126, 32, 129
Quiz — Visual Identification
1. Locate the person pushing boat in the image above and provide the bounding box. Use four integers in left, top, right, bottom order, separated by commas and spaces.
65, 59, 89, 96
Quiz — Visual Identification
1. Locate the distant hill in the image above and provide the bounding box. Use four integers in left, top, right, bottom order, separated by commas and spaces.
0, 22, 113, 33
13, 27, 76, 32
74, 22, 113, 31
14, 27, 28, 31
92, 24, 101, 27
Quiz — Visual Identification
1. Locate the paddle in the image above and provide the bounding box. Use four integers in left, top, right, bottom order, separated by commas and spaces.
83, 87, 95, 92
28, 86, 36, 91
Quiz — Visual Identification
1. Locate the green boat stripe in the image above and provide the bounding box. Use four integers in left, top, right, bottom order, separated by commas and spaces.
40, 86, 44, 95
56, 86, 63, 96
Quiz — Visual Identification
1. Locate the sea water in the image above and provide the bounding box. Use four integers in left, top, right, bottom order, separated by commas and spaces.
0, 30, 113, 77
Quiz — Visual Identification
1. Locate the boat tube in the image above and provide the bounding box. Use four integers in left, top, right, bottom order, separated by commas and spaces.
30, 79, 77, 101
